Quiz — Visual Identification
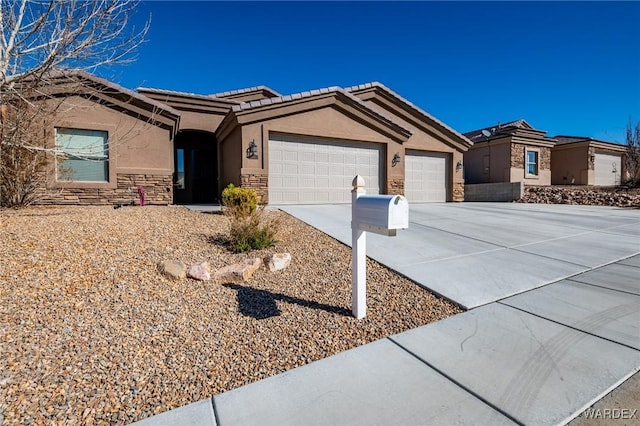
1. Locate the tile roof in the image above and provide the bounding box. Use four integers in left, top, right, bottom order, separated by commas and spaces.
345, 82, 472, 146
137, 87, 239, 104
230, 86, 412, 136
553, 135, 624, 147
44, 70, 181, 117
210, 85, 281, 99
464, 119, 542, 142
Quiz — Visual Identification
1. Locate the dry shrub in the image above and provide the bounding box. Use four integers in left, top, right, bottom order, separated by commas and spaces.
221, 184, 279, 252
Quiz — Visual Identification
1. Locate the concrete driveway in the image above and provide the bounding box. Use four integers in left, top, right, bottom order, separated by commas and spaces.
136, 202, 639, 426
280, 202, 640, 309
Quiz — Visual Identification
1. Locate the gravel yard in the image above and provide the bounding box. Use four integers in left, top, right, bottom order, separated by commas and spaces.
0, 206, 460, 425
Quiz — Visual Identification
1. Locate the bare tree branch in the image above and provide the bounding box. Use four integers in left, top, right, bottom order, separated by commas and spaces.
0, 0, 150, 206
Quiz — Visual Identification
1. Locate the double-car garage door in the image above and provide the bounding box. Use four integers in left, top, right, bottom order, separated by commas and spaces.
268, 134, 449, 204
269, 134, 382, 204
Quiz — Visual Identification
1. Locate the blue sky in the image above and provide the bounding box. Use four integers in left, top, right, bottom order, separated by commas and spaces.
111, 1, 639, 143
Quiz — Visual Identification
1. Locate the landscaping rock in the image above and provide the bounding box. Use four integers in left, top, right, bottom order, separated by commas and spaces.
158, 260, 187, 279
214, 257, 262, 283
265, 253, 292, 272
519, 186, 640, 208
187, 262, 211, 281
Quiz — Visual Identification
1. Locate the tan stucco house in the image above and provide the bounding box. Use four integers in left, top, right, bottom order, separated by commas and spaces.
35, 71, 180, 205
29, 72, 472, 206
463, 120, 556, 186
551, 136, 626, 186
135, 81, 472, 205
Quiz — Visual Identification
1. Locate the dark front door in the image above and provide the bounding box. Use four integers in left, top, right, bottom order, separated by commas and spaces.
174, 131, 218, 204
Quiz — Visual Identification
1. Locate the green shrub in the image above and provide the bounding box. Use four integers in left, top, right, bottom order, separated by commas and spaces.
221, 184, 257, 218
227, 208, 279, 253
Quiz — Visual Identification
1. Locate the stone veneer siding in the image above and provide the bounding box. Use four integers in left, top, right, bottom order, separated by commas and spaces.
452, 182, 464, 202
511, 143, 551, 171
241, 173, 268, 204
588, 147, 596, 170
35, 174, 173, 205
387, 178, 404, 196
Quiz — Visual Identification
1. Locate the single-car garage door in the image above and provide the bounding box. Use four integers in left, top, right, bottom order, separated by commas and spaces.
269, 134, 382, 204
594, 153, 621, 186
404, 150, 450, 202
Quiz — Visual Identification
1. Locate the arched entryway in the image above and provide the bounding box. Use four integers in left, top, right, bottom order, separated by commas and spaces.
174, 130, 218, 204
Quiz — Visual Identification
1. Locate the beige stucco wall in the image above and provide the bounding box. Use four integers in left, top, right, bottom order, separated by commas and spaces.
551, 145, 590, 185
464, 140, 511, 184
37, 95, 175, 204
218, 105, 405, 202
178, 110, 225, 133
219, 126, 243, 189
360, 99, 465, 200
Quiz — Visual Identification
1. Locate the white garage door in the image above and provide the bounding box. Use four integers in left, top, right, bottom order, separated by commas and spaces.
404, 150, 450, 202
269, 134, 382, 204
594, 153, 621, 186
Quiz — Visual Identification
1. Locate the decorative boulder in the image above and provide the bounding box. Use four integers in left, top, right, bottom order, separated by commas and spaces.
265, 253, 291, 272
214, 258, 262, 283
158, 260, 187, 280
187, 262, 211, 281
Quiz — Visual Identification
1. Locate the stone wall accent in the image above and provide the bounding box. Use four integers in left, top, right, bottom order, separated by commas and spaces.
511, 143, 525, 168
588, 147, 596, 170
386, 178, 404, 195
511, 144, 551, 170
540, 147, 551, 170
452, 182, 464, 202
241, 173, 268, 204
35, 174, 173, 205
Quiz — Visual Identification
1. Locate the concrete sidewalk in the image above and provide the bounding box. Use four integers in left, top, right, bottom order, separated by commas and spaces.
134, 255, 639, 426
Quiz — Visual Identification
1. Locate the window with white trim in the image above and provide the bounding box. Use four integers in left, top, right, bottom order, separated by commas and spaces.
525, 150, 539, 176
55, 128, 109, 182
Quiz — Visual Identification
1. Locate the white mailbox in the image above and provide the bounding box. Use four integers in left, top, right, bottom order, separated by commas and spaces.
350, 175, 409, 319
354, 194, 409, 236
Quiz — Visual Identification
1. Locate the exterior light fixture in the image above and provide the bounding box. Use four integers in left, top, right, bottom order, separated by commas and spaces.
246, 139, 258, 159
392, 152, 401, 167
456, 161, 463, 172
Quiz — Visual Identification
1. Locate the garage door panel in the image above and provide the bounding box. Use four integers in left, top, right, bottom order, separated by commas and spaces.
269, 135, 381, 204
405, 151, 450, 203
594, 153, 621, 186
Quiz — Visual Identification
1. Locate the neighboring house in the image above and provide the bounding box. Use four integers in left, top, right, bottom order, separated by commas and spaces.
463, 120, 555, 186
551, 136, 626, 186
34, 71, 180, 205
28, 72, 472, 206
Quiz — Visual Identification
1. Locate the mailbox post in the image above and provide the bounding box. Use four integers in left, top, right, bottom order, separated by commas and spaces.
351, 175, 409, 319
351, 176, 367, 319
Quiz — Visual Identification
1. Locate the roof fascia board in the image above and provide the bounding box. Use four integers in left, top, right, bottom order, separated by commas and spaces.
511, 136, 555, 147
228, 91, 411, 143
215, 111, 240, 142
44, 71, 181, 118
349, 84, 472, 150
43, 84, 179, 132
591, 141, 627, 152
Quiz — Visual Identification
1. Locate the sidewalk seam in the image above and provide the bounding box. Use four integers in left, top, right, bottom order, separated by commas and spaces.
386, 337, 525, 426
565, 278, 640, 297
211, 396, 221, 426
497, 302, 640, 352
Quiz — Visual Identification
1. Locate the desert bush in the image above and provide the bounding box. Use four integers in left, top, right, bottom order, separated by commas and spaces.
0, 142, 47, 207
221, 184, 278, 252
227, 208, 279, 253
221, 184, 257, 218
